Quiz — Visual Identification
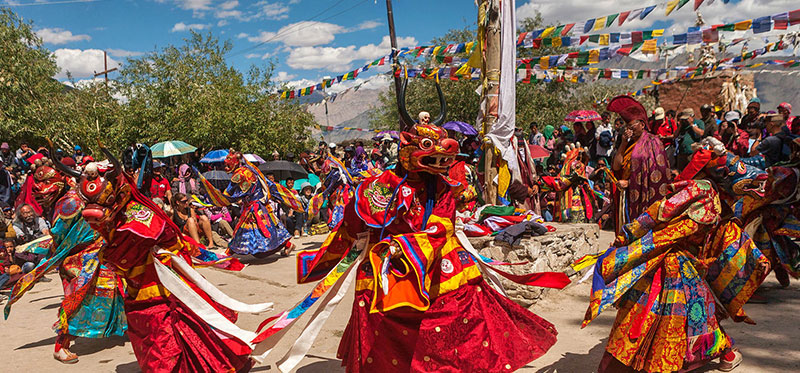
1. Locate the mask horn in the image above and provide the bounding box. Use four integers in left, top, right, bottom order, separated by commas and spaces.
47, 138, 81, 179
431, 80, 447, 126
97, 140, 122, 177
397, 77, 416, 131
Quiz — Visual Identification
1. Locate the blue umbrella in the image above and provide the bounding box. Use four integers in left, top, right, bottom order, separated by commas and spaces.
442, 121, 478, 136
200, 149, 230, 163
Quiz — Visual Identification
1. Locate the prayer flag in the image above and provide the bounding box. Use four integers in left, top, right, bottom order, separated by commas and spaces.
610, 33, 620, 43
629, 8, 643, 21
598, 34, 610, 46
553, 25, 565, 36
652, 29, 664, 37
694, 0, 704, 10
734, 20, 752, 30
702, 28, 719, 42
576, 51, 589, 66
619, 11, 630, 25
589, 50, 600, 64
583, 19, 595, 33
540, 56, 549, 70
552, 37, 563, 47
640, 6, 656, 19
580, 35, 589, 45
642, 39, 658, 54
541, 26, 556, 38
673, 33, 687, 44
687, 30, 702, 44
588, 34, 600, 43
752, 16, 772, 34
773, 12, 789, 30
606, 14, 618, 27
562, 23, 575, 36
594, 17, 606, 31
790, 10, 800, 25
718, 23, 735, 31
632, 31, 643, 43
665, 0, 680, 16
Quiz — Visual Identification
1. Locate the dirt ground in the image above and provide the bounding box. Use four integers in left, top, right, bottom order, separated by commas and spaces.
1, 231, 798, 372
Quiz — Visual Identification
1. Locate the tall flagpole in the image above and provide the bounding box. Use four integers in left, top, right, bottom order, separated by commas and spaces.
385, 0, 405, 131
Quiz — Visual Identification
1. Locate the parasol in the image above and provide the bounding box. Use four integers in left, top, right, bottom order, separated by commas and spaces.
151, 141, 197, 158
528, 144, 551, 160
564, 110, 602, 122
258, 160, 308, 181
442, 121, 478, 136
244, 154, 266, 164
202, 170, 231, 190
373, 130, 399, 141
200, 149, 230, 163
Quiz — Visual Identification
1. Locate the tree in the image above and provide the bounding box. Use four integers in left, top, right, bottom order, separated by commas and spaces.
0, 8, 64, 144
115, 31, 314, 156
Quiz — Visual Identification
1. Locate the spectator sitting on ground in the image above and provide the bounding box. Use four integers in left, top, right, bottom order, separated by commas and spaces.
0, 202, 14, 240
172, 164, 199, 196
0, 240, 23, 295
171, 193, 217, 249
12, 204, 48, 245
150, 161, 172, 203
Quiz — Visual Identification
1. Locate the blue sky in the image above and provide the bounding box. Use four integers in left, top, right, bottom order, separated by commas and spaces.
4, 0, 796, 90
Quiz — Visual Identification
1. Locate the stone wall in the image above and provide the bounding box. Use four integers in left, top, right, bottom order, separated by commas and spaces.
469, 223, 600, 307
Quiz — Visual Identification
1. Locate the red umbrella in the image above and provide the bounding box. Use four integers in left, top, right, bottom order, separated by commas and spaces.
565, 110, 602, 122
528, 144, 551, 159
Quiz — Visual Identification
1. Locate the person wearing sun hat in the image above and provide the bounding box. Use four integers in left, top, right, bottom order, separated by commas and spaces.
608, 95, 670, 236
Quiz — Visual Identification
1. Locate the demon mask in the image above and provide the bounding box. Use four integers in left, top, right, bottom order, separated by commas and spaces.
398, 124, 459, 174
31, 164, 67, 209
224, 150, 242, 173
52, 143, 131, 231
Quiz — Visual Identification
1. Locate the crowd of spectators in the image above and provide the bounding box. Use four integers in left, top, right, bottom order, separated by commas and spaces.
513, 99, 799, 227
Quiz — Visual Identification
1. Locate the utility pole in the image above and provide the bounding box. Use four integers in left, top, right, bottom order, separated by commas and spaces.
384, 0, 405, 131
93, 51, 118, 87
479, 0, 501, 204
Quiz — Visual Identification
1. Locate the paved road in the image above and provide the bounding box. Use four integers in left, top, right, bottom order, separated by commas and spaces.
1, 232, 798, 372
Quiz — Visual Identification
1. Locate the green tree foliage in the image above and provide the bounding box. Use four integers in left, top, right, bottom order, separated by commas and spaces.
370, 12, 627, 136
0, 7, 313, 157
0, 8, 64, 144
115, 31, 314, 155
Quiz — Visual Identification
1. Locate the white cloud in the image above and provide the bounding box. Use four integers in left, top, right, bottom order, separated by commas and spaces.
106, 48, 144, 58
353, 20, 382, 31
217, 19, 229, 27
257, 1, 290, 20
52, 48, 120, 79
326, 74, 391, 94
219, 0, 238, 10
36, 28, 91, 45
243, 21, 346, 47
286, 35, 416, 70
274, 71, 297, 82
171, 22, 210, 32
245, 52, 271, 59
285, 78, 318, 90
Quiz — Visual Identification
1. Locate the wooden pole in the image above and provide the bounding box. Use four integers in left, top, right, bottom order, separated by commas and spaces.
385, 0, 405, 131
93, 51, 118, 87
480, 0, 501, 204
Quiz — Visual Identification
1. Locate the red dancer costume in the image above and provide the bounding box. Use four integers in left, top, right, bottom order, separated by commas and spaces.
71, 145, 272, 372
255, 79, 570, 372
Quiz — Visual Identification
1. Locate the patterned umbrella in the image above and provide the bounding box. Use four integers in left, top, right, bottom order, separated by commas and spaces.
373, 130, 399, 141
442, 121, 478, 136
564, 110, 602, 122
200, 149, 230, 163
151, 141, 197, 158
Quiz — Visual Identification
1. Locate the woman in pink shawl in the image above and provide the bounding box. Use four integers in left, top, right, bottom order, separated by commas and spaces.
171, 164, 199, 196
608, 96, 670, 236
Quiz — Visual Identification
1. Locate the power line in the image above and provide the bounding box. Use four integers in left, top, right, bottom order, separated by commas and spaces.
228, 0, 372, 58
4, 0, 102, 6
